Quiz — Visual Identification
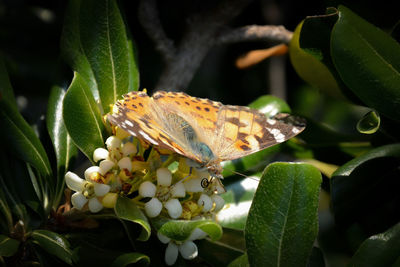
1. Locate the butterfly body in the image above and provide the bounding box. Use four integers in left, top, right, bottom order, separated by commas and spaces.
109, 91, 305, 177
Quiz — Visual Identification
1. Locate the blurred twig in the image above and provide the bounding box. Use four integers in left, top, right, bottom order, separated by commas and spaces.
138, 0, 293, 91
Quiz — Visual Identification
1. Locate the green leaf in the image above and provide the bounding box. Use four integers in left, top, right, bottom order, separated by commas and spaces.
63, 72, 106, 161
331, 144, 400, 229
0, 235, 20, 257
331, 5, 400, 121
0, 54, 17, 109
228, 253, 249, 267
0, 100, 52, 179
61, 0, 139, 111
110, 252, 149, 267
245, 162, 322, 267
31, 230, 73, 265
153, 218, 223, 242
290, 18, 346, 101
349, 222, 400, 267
114, 196, 151, 241
249, 95, 291, 117
356, 110, 380, 134
47, 85, 78, 207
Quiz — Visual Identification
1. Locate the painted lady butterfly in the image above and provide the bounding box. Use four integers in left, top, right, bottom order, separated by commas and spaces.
108, 91, 305, 177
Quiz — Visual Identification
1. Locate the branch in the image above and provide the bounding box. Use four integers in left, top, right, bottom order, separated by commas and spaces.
217, 25, 293, 44
138, 0, 176, 61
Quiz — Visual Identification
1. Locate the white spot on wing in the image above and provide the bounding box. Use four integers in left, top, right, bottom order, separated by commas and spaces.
269, 128, 286, 143
125, 120, 134, 127
292, 128, 301, 134
138, 130, 159, 145
267, 118, 276, 125
127, 129, 137, 136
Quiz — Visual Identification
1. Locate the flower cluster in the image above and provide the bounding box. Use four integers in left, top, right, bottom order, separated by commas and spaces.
65, 126, 226, 265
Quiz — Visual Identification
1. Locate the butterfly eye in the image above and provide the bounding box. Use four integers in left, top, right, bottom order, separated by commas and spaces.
201, 178, 210, 188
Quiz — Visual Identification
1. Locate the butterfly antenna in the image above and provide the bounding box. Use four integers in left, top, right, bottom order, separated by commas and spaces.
224, 169, 260, 182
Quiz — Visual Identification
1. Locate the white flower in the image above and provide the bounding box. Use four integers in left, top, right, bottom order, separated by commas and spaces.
198, 194, 213, 212
65, 171, 110, 213
139, 168, 185, 219
105, 136, 121, 149
121, 142, 137, 156
93, 148, 109, 162
157, 229, 206, 266
211, 194, 225, 212
183, 178, 204, 193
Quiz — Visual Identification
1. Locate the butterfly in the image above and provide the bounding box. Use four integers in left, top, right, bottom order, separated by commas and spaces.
108, 90, 305, 177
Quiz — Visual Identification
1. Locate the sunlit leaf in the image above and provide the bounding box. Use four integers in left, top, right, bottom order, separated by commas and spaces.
61, 0, 139, 111
63, 72, 106, 161
245, 162, 321, 267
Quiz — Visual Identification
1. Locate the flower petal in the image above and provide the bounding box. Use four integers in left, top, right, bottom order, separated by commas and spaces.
144, 198, 162, 218
84, 166, 101, 181
139, 181, 156, 198
164, 199, 182, 219
157, 232, 171, 244
184, 178, 204, 193
179, 241, 198, 260
65, 172, 85, 192
88, 198, 103, 213
198, 194, 213, 212
211, 194, 225, 212
71, 192, 88, 210
157, 168, 172, 186
188, 228, 207, 241
99, 160, 115, 175
118, 157, 132, 172
105, 136, 121, 149
93, 148, 109, 162
122, 142, 137, 156
93, 183, 111, 196
165, 242, 179, 266
171, 182, 186, 198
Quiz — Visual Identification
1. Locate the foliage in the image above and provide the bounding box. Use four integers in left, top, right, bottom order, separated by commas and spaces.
0, 1, 399, 266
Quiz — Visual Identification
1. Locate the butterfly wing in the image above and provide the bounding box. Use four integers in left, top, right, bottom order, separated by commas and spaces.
108, 91, 191, 157
213, 105, 305, 161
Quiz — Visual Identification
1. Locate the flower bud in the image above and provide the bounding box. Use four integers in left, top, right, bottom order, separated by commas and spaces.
102, 192, 118, 208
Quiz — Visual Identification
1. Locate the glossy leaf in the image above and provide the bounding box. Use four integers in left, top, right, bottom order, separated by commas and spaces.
356, 110, 380, 134
348, 222, 400, 266
47, 85, 78, 207
331, 5, 400, 121
0, 54, 16, 108
61, 0, 139, 111
110, 252, 149, 267
0, 100, 52, 179
0, 235, 20, 257
31, 230, 73, 265
63, 72, 106, 161
290, 19, 345, 101
331, 144, 400, 230
249, 95, 291, 117
153, 218, 223, 242
245, 162, 322, 267
114, 196, 151, 241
